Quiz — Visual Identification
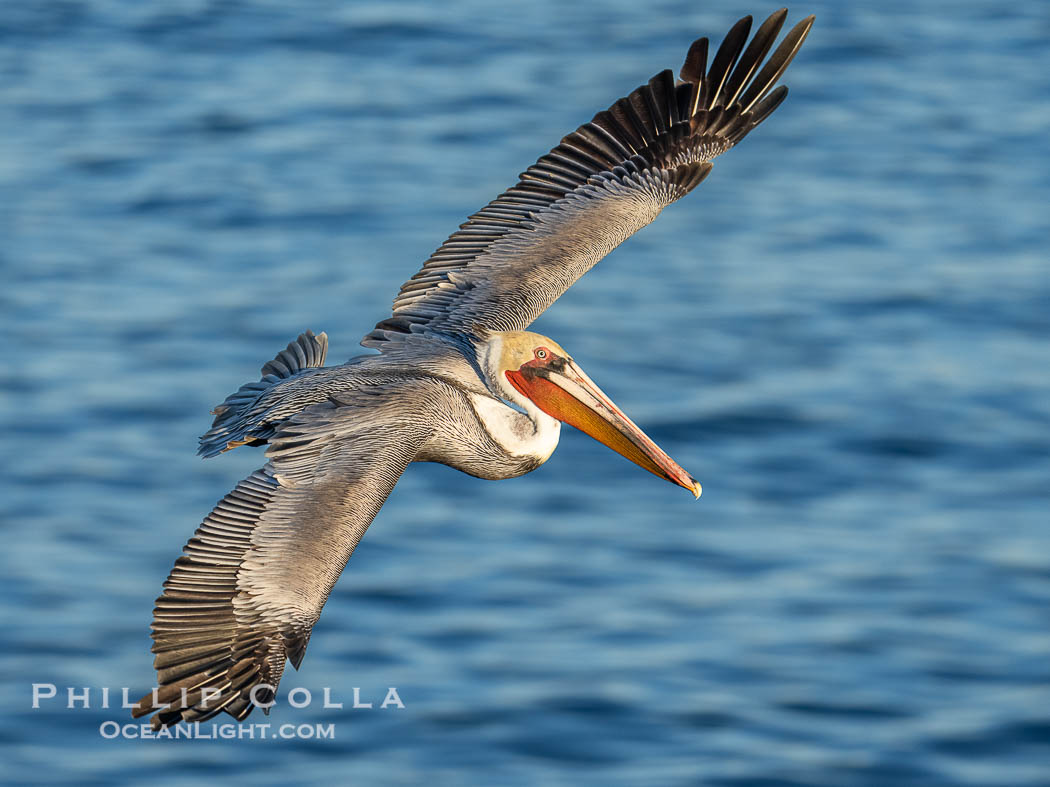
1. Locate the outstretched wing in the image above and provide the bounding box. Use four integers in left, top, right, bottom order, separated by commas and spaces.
363, 10, 813, 350
134, 379, 445, 728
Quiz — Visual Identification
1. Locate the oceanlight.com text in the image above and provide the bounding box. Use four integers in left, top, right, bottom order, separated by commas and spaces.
99, 721, 336, 740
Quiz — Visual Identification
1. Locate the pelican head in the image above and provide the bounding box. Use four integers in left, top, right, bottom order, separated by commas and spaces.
483, 331, 701, 498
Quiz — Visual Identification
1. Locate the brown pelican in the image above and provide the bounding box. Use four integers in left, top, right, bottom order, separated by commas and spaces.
134, 9, 813, 728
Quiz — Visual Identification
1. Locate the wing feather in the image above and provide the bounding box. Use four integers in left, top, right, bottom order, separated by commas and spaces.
134, 380, 444, 728
363, 11, 814, 350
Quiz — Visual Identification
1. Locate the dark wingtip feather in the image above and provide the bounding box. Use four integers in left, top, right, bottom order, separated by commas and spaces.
739, 13, 815, 113
750, 85, 789, 126
705, 15, 753, 108
680, 36, 708, 84
721, 9, 788, 108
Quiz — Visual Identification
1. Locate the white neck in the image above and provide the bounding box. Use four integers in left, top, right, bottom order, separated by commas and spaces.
470, 392, 560, 463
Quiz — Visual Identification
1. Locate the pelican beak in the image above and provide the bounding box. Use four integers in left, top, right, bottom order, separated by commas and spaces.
506, 359, 701, 498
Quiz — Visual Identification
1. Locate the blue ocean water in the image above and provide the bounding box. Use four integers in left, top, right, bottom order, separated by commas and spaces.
2, 1, 1048, 784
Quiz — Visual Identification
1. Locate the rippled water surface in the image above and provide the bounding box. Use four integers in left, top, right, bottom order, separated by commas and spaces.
3, 1, 1048, 784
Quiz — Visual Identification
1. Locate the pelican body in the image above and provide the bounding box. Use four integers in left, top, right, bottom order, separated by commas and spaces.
135, 10, 814, 727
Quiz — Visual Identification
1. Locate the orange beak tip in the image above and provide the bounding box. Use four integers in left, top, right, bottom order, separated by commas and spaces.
691, 480, 702, 500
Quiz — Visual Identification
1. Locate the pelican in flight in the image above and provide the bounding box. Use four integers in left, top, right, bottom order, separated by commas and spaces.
135, 10, 814, 727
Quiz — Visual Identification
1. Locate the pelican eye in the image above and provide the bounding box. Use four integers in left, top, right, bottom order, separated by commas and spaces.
535, 348, 548, 360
